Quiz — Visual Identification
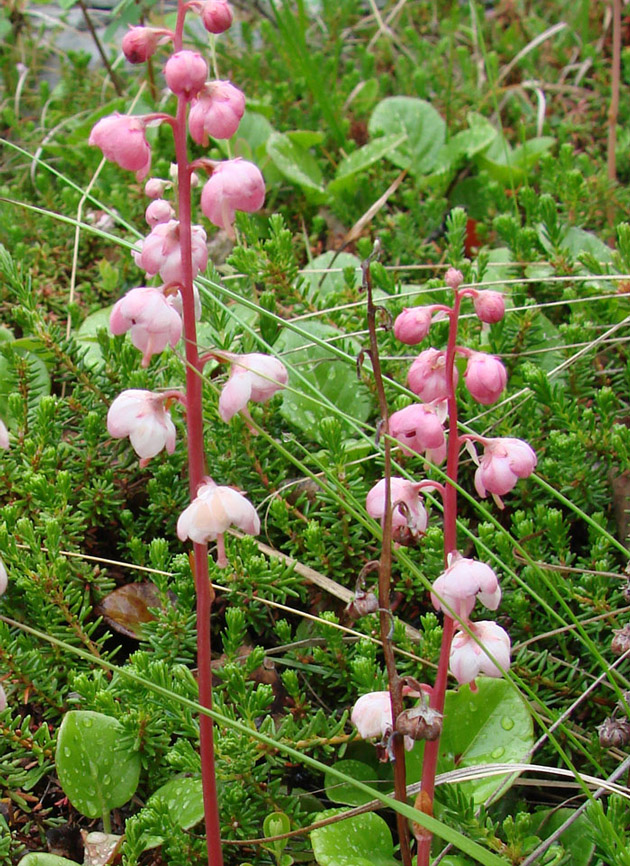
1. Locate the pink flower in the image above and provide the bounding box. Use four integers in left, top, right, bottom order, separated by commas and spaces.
464, 352, 507, 405
201, 0, 233, 33
122, 26, 171, 64
407, 348, 456, 403
393, 307, 433, 345
200, 159, 265, 232
177, 481, 260, 544
474, 437, 537, 498
0, 419, 9, 450
351, 691, 414, 751
0, 557, 7, 596
449, 621, 511, 685
218, 353, 288, 422
366, 478, 428, 545
89, 113, 151, 180
145, 199, 175, 228
107, 390, 176, 461
0, 683, 5, 711
133, 220, 208, 286
189, 81, 245, 144
164, 50, 208, 100
389, 403, 445, 463
110, 287, 182, 367
474, 291, 505, 324
144, 177, 168, 198
431, 553, 501, 620
445, 267, 463, 290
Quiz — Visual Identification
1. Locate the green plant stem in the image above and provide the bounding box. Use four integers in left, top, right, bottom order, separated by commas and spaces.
102, 810, 111, 835
417, 290, 463, 866
363, 244, 412, 866
173, 4, 223, 865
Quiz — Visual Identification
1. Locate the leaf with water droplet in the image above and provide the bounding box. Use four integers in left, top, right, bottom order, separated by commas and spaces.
311, 809, 399, 866
55, 711, 141, 819
18, 856, 80, 866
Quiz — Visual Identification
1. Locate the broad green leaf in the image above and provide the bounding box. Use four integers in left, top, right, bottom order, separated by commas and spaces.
311, 810, 399, 866
559, 227, 614, 262
328, 133, 407, 194
368, 96, 446, 175
263, 810, 292, 838
533, 808, 595, 866
75, 305, 113, 368
287, 130, 325, 148
276, 320, 372, 440
148, 775, 205, 828
301, 251, 362, 302
512, 136, 555, 170
55, 711, 141, 819
324, 759, 385, 806
406, 679, 533, 804
18, 856, 79, 866
266, 131, 326, 198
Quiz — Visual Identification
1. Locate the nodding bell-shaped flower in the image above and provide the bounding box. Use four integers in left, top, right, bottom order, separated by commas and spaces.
110, 287, 182, 367
107, 390, 176, 463
164, 50, 208, 100
189, 81, 245, 143
464, 352, 507, 405
122, 26, 171, 64
200, 0, 233, 33
449, 621, 511, 685
218, 353, 288, 422
133, 220, 208, 286
200, 159, 265, 233
366, 478, 428, 546
145, 199, 175, 228
408, 348, 456, 404
0, 418, 9, 450
474, 437, 537, 499
0, 557, 8, 596
89, 113, 151, 180
351, 691, 414, 751
474, 290, 505, 324
389, 403, 446, 464
177, 481, 260, 544
0, 683, 6, 711
393, 307, 433, 345
431, 552, 501, 620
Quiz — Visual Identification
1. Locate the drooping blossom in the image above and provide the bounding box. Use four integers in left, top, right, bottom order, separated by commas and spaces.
464, 352, 507, 405
218, 353, 288, 422
0, 419, 8, 450
107, 390, 176, 462
351, 691, 414, 751
430, 553, 501, 620
0, 557, 7, 596
389, 403, 446, 463
189, 81, 245, 143
145, 199, 175, 228
164, 50, 208, 100
408, 348, 455, 403
474, 437, 537, 499
200, 159, 265, 233
177, 481, 260, 544
89, 114, 152, 180
445, 267, 463, 291
393, 307, 433, 345
110, 287, 182, 367
200, 0, 233, 33
449, 621, 511, 685
474, 291, 505, 324
122, 26, 172, 64
366, 477, 428, 545
133, 220, 208, 286
0, 683, 6, 712
144, 177, 168, 198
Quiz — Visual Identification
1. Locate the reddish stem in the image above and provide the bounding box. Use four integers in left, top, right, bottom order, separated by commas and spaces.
416, 290, 462, 866
173, 3, 223, 864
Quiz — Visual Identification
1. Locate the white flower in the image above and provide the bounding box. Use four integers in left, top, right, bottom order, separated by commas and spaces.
218, 353, 288, 422
430, 552, 501, 620
0, 558, 7, 596
449, 621, 511, 685
351, 691, 414, 751
177, 482, 260, 544
107, 390, 176, 461
0, 419, 9, 450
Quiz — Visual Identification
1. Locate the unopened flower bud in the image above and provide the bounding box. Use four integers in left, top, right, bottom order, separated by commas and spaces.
474, 290, 505, 324
145, 199, 175, 228
122, 26, 168, 64
164, 50, 208, 100
395, 705, 443, 742
408, 348, 455, 403
0, 683, 6, 711
346, 590, 379, 620
464, 352, 507, 405
201, 0, 233, 33
393, 307, 433, 345
445, 267, 463, 290
611, 625, 630, 656
598, 717, 630, 748
144, 177, 167, 198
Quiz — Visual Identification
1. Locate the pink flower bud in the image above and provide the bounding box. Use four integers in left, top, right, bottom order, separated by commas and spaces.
144, 177, 167, 198
393, 307, 432, 345
164, 50, 208, 100
474, 437, 537, 498
445, 267, 463, 290
110, 287, 182, 367
0, 419, 9, 450
200, 159, 265, 232
177, 481, 260, 544
88, 113, 151, 181
145, 199, 175, 228
431, 553, 501, 620
474, 290, 505, 324
407, 348, 456, 403
366, 478, 427, 545
0, 557, 8, 596
122, 26, 169, 64
464, 352, 507, 405
201, 0, 233, 33
133, 220, 208, 286
189, 81, 245, 144
389, 403, 445, 462
107, 390, 176, 461
449, 621, 511, 685
351, 692, 415, 750
218, 353, 288, 422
